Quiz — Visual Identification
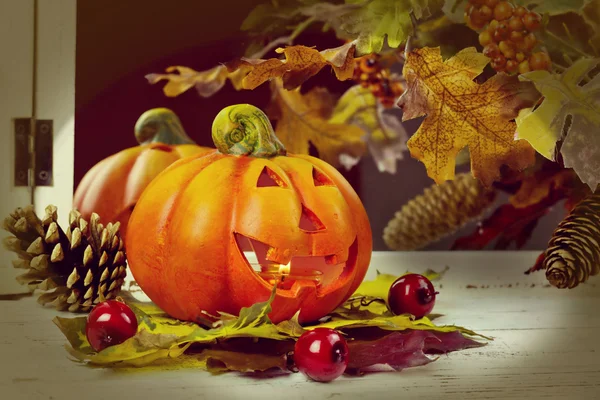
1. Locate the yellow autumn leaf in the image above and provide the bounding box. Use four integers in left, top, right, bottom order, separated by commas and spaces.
267, 80, 367, 167
329, 85, 408, 173
516, 57, 600, 190
398, 46, 538, 186
146, 42, 357, 98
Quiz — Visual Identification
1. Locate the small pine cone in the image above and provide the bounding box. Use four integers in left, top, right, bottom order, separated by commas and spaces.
2, 205, 127, 312
543, 192, 600, 289
383, 173, 497, 250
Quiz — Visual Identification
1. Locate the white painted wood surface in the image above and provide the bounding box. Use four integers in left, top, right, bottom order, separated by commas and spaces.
1, 251, 599, 400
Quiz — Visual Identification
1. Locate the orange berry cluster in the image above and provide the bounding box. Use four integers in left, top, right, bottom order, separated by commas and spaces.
465, 0, 551, 74
353, 54, 405, 108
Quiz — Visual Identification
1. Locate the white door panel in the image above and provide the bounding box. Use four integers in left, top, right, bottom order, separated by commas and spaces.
0, 0, 76, 294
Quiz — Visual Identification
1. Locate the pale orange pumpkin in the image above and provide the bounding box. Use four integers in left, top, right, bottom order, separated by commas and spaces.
126, 104, 372, 324
73, 108, 212, 242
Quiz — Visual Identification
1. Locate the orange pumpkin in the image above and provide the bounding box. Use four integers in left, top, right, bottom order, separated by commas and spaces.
73, 108, 213, 242
126, 104, 372, 324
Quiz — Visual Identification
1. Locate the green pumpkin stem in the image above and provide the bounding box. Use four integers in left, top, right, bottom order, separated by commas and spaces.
211, 104, 286, 157
134, 108, 196, 146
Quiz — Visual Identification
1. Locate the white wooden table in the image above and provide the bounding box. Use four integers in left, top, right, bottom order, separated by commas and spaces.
1, 251, 599, 400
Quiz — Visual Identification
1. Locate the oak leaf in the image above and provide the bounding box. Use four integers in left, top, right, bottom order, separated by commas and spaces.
146, 42, 357, 98
398, 46, 538, 187
267, 80, 367, 167
516, 57, 600, 190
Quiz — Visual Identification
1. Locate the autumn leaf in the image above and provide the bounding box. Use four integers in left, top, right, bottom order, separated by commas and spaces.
346, 330, 484, 373
333, 0, 445, 55
267, 80, 367, 167
146, 65, 232, 98
398, 46, 538, 186
516, 57, 600, 191
227, 41, 357, 90
329, 85, 409, 173
146, 42, 357, 98
53, 286, 293, 366
241, 0, 443, 55
351, 268, 447, 300
509, 158, 579, 209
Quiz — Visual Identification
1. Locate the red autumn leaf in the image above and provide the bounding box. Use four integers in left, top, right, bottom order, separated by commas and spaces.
346, 330, 484, 374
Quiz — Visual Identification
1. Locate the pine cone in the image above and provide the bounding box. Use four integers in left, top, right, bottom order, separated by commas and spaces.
383, 173, 497, 250
2, 205, 127, 312
544, 192, 600, 289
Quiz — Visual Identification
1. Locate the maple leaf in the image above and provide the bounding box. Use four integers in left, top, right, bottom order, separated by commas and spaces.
398, 46, 538, 187
146, 42, 357, 98
516, 57, 600, 191
329, 85, 409, 174
267, 80, 367, 167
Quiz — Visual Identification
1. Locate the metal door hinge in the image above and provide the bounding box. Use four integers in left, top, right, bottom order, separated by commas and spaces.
14, 118, 53, 187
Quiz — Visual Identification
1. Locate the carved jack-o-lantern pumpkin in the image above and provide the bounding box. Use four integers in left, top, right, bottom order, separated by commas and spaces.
126, 104, 372, 324
73, 108, 213, 242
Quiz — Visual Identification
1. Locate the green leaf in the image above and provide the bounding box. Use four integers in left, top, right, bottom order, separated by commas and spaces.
338, 0, 445, 55
54, 270, 490, 370
54, 286, 293, 367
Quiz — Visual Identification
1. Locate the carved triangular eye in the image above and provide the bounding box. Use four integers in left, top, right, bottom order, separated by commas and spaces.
299, 205, 326, 232
312, 167, 334, 186
257, 166, 287, 188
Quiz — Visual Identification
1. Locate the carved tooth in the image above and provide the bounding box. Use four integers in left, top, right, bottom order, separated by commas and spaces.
100, 267, 109, 282
70, 227, 82, 249
30, 254, 49, 270
45, 222, 59, 244
14, 217, 28, 232
26, 237, 45, 255
119, 265, 127, 277
66, 268, 80, 288
50, 243, 64, 263
82, 299, 93, 307
108, 280, 117, 292
98, 283, 107, 295
84, 269, 94, 286
83, 245, 93, 266
113, 251, 125, 265
100, 228, 109, 249
118, 239, 124, 250
84, 286, 94, 299
110, 267, 119, 280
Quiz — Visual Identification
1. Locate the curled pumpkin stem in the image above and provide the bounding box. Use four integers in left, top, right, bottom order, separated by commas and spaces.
212, 104, 286, 157
134, 108, 195, 146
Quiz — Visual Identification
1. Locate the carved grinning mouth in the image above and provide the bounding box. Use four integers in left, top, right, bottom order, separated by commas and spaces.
233, 164, 358, 293
234, 232, 358, 293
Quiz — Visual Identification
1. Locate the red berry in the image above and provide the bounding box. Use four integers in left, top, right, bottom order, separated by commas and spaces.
85, 300, 138, 352
387, 274, 438, 319
294, 328, 349, 382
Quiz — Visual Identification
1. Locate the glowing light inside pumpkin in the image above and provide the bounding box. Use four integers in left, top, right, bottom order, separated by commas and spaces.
257, 262, 323, 289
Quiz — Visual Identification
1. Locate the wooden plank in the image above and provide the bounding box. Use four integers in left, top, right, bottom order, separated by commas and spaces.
0, 252, 599, 399
0, 0, 34, 295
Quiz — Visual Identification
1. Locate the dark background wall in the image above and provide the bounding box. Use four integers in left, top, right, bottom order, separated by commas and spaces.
75, 0, 565, 251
